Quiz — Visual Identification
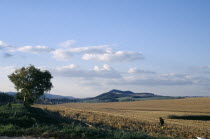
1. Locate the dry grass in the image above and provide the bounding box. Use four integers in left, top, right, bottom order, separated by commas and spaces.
36, 97, 210, 139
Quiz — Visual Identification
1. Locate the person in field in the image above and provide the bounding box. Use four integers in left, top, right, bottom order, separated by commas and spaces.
159, 117, 165, 129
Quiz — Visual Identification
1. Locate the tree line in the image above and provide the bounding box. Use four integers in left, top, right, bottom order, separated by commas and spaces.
0, 93, 15, 105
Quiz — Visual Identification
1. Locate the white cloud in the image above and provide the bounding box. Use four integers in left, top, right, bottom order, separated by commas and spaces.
51, 64, 121, 79
56, 64, 78, 71
69, 45, 111, 53
13, 45, 54, 53
59, 40, 76, 48
103, 64, 111, 70
82, 51, 144, 62
2, 64, 207, 87
52, 45, 111, 61
0, 66, 16, 73
128, 68, 156, 74
94, 64, 111, 71
51, 49, 73, 61
106, 71, 205, 87
1, 40, 144, 63
0, 66, 17, 93
110, 75, 194, 86
50, 64, 205, 87
0, 41, 11, 49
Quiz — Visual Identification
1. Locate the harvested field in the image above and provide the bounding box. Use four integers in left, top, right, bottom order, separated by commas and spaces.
36, 97, 210, 138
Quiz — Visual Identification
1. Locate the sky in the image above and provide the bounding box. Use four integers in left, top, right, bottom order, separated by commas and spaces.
0, 0, 210, 98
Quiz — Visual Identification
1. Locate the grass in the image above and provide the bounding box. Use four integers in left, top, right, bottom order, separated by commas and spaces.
0, 104, 170, 139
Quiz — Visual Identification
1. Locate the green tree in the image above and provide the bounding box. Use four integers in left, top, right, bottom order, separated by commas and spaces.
8, 65, 53, 106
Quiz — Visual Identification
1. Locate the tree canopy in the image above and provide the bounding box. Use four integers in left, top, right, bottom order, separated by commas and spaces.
8, 65, 53, 106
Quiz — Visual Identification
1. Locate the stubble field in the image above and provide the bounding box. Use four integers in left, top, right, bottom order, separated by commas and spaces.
36, 97, 210, 138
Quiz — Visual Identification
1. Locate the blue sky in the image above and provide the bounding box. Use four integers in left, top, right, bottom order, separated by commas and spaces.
0, 0, 210, 97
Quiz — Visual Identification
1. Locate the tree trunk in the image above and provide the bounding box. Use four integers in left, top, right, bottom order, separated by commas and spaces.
23, 94, 27, 106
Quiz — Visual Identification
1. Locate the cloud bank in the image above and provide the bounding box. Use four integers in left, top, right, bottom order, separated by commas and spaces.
82, 51, 143, 62
13, 45, 54, 53
51, 64, 121, 79
1, 40, 144, 63
1, 40, 210, 96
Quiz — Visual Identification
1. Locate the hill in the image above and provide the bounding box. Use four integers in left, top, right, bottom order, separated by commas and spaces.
2, 90, 184, 104
42, 93, 77, 99
83, 89, 182, 103
1, 92, 80, 105
2, 91, 77, 100
95, 89, 155, 98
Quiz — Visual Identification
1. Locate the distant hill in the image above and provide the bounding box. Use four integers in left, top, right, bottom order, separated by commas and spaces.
42, 93, 78, 100
95, 89, 155, 99
2, 92, 77, 100
1, 90, 185, 104
4, 92, 16, 96
82, 89, 183, 103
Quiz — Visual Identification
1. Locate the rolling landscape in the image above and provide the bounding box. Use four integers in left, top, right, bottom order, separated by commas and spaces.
1, 0, 210, 139
0, 90, 209, 138
1, 89, 184, 104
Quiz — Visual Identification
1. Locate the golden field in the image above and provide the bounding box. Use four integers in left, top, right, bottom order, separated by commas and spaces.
36, 97, 210, 138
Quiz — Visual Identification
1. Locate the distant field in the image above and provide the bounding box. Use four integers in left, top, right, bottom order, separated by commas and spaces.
116, 96, 183, 102
37, 97, 210, 138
